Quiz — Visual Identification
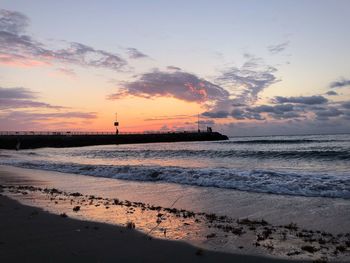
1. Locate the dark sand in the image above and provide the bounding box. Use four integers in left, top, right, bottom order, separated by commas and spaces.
0, 195, 308, 263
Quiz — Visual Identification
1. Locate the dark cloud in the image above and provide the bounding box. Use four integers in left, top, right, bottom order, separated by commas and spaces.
329, 78, 350, 89
274, 95, 328, 105
108, 70, 230, 103
0, 86, 37, 99
219, 118, 350, 137
326, 90, 338, 96
342, 101, 350, 109
0, 9, 28, 34
126, 48, 148, 59
0, 98, 64, 110
0, 87, 63, 109
314, 107, 343, 120
231, 108, 264, 120
198, 120, 215, 126
202, 111, 229, 118
167, 65, 182, 71
0, 9, 127, 71
53, 42, 127, 71
229, 104, 301, 120
267, 41, 289, 54
249, 104, 294, 113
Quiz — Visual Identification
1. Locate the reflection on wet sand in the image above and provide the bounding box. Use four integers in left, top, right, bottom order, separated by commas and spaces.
1, 184, 349, 262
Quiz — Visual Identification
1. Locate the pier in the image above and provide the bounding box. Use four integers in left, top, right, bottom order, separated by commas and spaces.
0, 131, 228, 149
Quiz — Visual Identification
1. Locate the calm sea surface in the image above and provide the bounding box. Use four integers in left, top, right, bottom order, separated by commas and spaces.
1, 134, 349, 199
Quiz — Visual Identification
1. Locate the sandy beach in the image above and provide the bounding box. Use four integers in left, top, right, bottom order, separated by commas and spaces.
1, 194, 302, 263
1, 165, 349, 262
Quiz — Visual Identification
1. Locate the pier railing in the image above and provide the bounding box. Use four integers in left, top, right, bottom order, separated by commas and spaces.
0, 130, 207, 136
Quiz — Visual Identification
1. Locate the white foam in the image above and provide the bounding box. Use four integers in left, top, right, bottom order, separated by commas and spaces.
1, 159, 349, 199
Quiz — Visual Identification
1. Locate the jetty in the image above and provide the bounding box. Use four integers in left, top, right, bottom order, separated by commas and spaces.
0, 131, 228, 149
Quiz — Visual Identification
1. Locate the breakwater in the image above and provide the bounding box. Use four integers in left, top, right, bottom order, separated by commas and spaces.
0, 131, 228, 149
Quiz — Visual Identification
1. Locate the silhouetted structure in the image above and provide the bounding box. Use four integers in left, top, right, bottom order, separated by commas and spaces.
0, 131, 228, 149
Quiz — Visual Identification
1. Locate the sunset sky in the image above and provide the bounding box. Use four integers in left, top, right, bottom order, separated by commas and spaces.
1, 0, 349, 136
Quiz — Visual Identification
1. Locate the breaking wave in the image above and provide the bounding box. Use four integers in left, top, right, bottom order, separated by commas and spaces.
73, 149, 350, 161
2, 160, 350, 199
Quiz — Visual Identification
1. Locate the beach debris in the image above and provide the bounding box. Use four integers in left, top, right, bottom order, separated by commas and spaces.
70, 192, 82, 197
284, 222, 298, 231
60, 213, 68, 218
301, 245, 319, 253
126, 221, 135, 229
206, 233, 216, 239
3, 184, 350, 261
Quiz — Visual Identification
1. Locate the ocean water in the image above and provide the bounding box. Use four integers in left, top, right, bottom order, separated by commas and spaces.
1, 134, 350, 199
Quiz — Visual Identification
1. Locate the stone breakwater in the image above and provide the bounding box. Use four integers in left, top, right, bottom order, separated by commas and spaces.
0, 132, 228, 149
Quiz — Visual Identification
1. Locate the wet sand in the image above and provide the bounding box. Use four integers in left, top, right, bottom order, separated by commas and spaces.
0, 195, 303, 263
0, 165, 349, 262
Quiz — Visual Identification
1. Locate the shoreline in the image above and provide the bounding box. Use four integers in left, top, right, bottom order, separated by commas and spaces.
1, 165, 349, 262
1, 165, 349, 233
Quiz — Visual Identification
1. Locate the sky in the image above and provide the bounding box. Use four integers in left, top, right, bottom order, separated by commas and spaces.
0, 0, 349, 136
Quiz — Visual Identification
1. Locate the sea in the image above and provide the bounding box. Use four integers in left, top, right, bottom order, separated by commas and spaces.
1, 133, 349, 200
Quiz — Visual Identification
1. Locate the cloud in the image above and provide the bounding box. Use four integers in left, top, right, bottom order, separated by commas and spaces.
0, 110, 97, 130
202, 111, 229, 118
108, 69, 230, 104
329, 78, 350, 89
219, 118, 350, 137
231, 108, 264, 120
267, 41, 289, 54
249, 104, 294, 113
0, 98, 64, 110
144, 114, 192, 121
217, 57, 278, 105
0, 9, 28, 34
0, 86, 37, 99
326, 90, 338, 96
198, 120, 215, 126
0, 87, 98, 130
0, 86, 63, 109
0, 9, 127, 71
167, 65, 181, 71
2, 111, 97, 120
229, 104, 302, 120
274, 95, 328, 105
314, 107, 343, 120
342, 101, 350, 109
126, 48, 148, 59
55, 67, 76, 77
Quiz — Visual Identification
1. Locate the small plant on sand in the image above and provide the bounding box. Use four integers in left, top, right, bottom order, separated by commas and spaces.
72, 206, 80, 212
